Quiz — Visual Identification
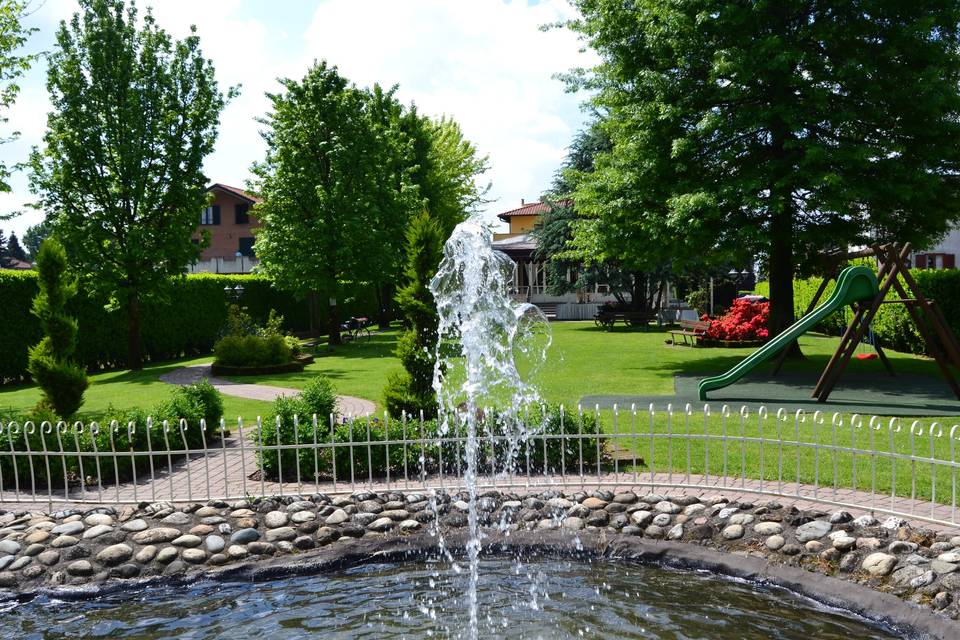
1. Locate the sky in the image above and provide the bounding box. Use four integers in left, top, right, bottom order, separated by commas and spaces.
0, 0, 597, 240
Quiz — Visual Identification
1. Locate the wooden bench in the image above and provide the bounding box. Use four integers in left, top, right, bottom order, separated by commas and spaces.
594, 309, 658, 331
668, 319, 711, 346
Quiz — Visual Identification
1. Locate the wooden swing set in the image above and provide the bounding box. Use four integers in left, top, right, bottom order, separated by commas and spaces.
770, 242, 960, 402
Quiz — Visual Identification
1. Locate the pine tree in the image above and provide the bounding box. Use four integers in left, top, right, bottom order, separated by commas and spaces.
6, 232, 26, 261
383, 212, 445, 417
0, 228, 7, 267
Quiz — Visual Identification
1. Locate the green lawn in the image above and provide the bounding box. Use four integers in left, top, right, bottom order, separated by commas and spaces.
0, 356, 273, 425
0, 321, 951, 422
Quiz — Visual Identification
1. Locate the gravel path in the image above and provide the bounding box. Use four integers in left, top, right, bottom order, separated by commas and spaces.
158, 364, 376, 417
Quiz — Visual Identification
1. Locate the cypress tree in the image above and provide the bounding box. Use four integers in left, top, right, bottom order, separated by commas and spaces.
27, 239, 89, 418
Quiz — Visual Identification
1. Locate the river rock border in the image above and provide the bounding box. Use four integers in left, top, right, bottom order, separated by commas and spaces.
1, 490, 959, 635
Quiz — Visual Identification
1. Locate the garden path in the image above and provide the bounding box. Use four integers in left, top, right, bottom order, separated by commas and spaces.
158, 364, 376, 417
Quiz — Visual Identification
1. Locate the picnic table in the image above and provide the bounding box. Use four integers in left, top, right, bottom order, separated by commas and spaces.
594, 308, 659, 331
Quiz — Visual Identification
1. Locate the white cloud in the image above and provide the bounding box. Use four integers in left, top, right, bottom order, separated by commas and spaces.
1, 0, 595, 237
299, 0, 595, 226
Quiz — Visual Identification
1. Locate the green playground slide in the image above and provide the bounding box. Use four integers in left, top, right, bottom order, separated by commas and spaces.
698, 265, 880, 401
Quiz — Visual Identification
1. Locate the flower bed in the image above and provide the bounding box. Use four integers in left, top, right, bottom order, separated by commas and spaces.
703, 298, 769, 346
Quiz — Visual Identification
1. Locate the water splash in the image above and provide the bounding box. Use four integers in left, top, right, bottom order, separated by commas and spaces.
429, 217, 551, 639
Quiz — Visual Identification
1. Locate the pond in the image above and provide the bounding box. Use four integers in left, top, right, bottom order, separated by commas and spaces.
1, 557, 901, 639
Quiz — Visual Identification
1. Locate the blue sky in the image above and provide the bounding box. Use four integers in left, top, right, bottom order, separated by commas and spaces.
1, 0, 596, 239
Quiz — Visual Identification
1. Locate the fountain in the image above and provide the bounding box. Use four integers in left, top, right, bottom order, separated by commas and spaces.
429, 216, 551, 639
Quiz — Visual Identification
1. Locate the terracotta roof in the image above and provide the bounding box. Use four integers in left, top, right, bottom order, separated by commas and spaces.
1, 258, 31, 270
496, 199, 571, 222
207, 183, 262, 203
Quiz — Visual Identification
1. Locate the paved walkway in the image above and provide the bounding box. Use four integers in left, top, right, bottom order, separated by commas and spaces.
159, 364, 376, 417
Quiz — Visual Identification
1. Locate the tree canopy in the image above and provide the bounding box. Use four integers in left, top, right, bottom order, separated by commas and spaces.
252, 61, 487, 342
564, 0, 960, 337
0, 0, 37, 201
30, 0, 232, 369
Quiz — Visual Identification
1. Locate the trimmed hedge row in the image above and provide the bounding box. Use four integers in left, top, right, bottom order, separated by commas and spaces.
755, 268, 960, 355
0, 271, 378, 384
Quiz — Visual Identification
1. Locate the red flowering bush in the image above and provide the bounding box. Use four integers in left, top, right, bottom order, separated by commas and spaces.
704, 298, 770, 342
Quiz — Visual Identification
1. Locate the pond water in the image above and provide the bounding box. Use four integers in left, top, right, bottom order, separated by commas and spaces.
1, 557, 901, 639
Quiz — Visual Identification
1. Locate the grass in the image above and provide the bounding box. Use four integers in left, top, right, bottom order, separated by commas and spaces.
0, 322, 952, 421
0, 356, 272, 425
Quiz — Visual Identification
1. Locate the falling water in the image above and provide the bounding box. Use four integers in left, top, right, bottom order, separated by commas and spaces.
429, 217, 551, 639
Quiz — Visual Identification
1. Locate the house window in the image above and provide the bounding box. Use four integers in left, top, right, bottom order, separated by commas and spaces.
916, 253, 956, 270
235, 203, 250, 224
200, 205, 221, 225
238, 237, 255, 257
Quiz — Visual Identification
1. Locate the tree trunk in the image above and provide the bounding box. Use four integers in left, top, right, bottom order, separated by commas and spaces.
126, 290, 143, 370
769, 206, 801, 357
307, 290, 321, 337
328, 299, 341, 346
631, 272, 647, 310
376, 281, 393, 329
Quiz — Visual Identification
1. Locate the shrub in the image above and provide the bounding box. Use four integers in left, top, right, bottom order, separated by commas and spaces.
382, 369, 435, 420
175, 379, 224, 427
0, 404, 84, 489
213, 333, 291, 368
299, 376, 337, 417
686, 289, 708, 317
705, 298, 769, 341
284, 335, 303, 357
257, 376, 339, 479
26, 239, 89, 418
255, 397, 608, 482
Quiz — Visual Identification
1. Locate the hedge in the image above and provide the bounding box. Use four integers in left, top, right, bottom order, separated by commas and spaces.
257, 395, 608, 483
755, 268, 960, 355
0, 271, 379, 384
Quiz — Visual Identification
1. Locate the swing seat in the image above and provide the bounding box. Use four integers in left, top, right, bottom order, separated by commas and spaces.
855, 353, 878, 360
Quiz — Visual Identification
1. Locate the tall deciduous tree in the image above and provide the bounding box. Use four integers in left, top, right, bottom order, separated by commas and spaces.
30, 0, 232, 369
253, 62, 403, 344
0, 0, 37, 201
565, 1, 960, 342
21, 218, 50, 260
252, 62, 487, 343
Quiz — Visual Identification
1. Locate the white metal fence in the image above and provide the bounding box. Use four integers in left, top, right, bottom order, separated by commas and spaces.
0, 404, 958, 528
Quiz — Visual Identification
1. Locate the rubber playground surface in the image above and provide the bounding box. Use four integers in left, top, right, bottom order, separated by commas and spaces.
581, 371, 960, 417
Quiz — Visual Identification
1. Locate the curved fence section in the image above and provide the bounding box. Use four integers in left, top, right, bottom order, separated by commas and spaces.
0, 404, 958, 528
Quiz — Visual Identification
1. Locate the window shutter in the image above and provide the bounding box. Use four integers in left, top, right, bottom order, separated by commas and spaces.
212, 205, 221, 225
945, 254, 956, 269
235, 203, 249, 224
